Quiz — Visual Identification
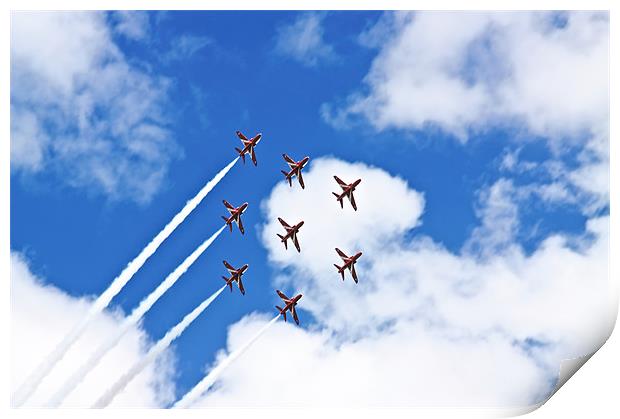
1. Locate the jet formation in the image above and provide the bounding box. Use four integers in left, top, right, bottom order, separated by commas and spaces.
222, 130, 366, 325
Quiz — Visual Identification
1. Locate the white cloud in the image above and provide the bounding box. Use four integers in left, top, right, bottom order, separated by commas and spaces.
11, 11, 181, 204
10, 252, 176, 407
275, 13, 336, 67
190, 157, 611, 407
324, 11, 608, 141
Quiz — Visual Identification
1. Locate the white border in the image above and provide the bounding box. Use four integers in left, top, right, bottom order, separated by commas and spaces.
2, 1, 617, 418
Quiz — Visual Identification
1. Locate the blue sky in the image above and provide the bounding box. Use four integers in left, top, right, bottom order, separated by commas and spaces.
11, 11, 610, 408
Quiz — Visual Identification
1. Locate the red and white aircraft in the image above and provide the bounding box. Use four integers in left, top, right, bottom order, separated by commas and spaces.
334, 248, 363, 283
275, 290, 303, 325
281, 154, 310, 189
276, 217, 304, 252
332, 176, 362, 211
222, 260, 249, 295
222, 200, 249, 234
235, 130, 262, 166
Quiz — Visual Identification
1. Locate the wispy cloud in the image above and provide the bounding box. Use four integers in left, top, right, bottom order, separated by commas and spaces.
162, 34, 214, 63
275, 12, 337, 67
110, 11, 151, 41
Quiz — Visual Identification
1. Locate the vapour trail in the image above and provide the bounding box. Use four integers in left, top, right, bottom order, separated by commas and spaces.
12, 157, 239, 407
92, 284, 228, 408
47, 225, 227, 407
173, 314, 280, 408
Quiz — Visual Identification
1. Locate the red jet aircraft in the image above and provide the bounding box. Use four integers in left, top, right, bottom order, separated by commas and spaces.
276, 218, 304, 252
332, 176, 362, 211
222, 260, 249, 295
334, 248, 363, 283
275, 290, 303, 325
235, 130, 262, 166
222, 200, 248, 234
281, 154, 310, 189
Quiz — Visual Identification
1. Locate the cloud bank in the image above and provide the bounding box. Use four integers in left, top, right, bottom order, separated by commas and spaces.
188, 157, 610, 407
323, 11, 608, 141
10, 252, 176, 407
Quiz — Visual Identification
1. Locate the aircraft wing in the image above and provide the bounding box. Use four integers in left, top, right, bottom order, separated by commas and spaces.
223, 260, 235, 271
292, 232, 301, 252
236, 131, 248, 141
250, 146, 257, 166
223, 200, 234, 210
278, 218, 291, 228
349, 191, 358, 211
351, 264, 358, 283
237, 216, 245, 234
336, 248, 348, 259
238, 279, 245, 295
334, 175, 347, 188
283, 154, 296, 165
277, 289, 289, 301
292, 306, 300, 325
298, 171, 305, 189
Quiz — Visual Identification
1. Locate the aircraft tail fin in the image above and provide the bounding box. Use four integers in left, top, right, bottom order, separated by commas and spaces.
276, 306, 287, 322
222, 216, 232, 231
281, 170, 292, 186
277, 234, 287, 249
334, 264, 345, 280
332, 192, 344, 208
235, 147, 245, 163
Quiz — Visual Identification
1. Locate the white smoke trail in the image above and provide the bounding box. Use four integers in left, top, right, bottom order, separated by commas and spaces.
92, 284, 228, 408
47, 225, 227, 407
12, 157, 239, 407
173, 314, 280, 409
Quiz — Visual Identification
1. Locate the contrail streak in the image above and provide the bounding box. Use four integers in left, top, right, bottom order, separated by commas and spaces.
92, 285, 228, 408
173, 314, 280, 409
47, 225, 227, 407
12, 157, 239, 407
